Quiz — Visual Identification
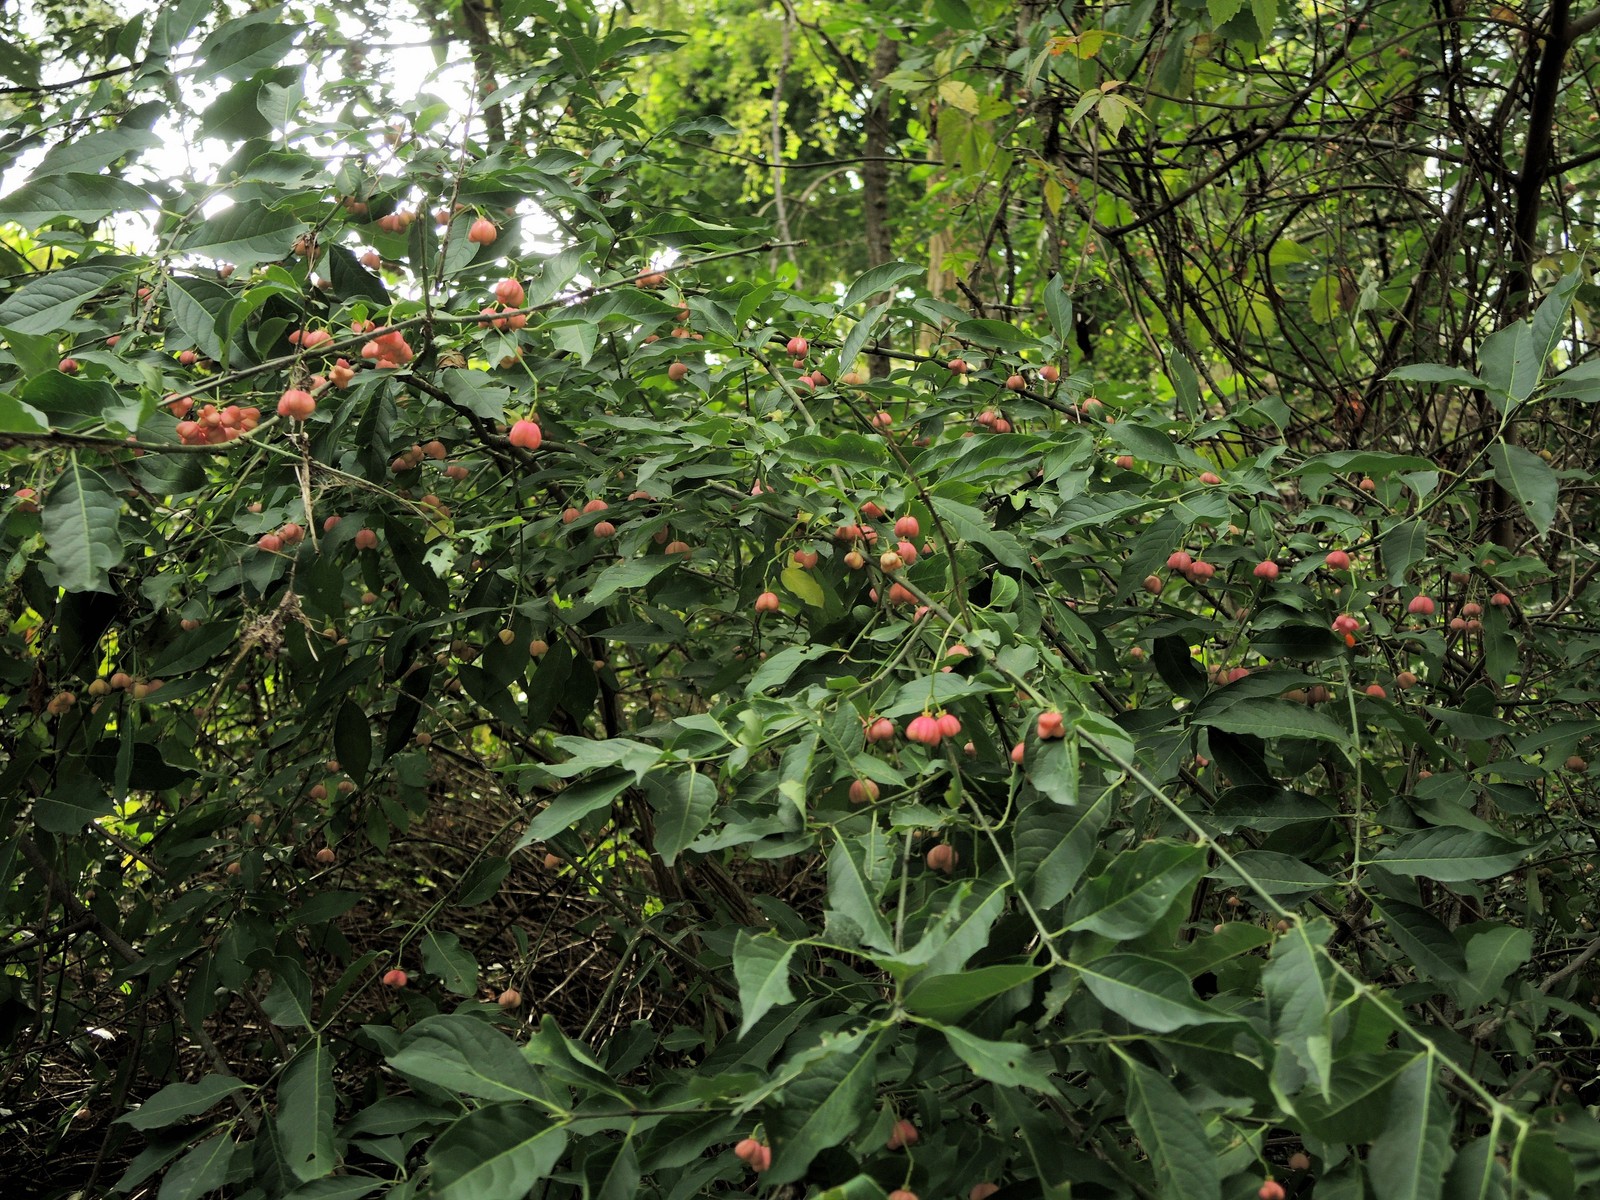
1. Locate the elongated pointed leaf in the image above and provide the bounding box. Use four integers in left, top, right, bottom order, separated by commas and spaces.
278, 1039, 336, 1182
1371, 829, 1526, 882
420, 931, 478, 996
1456, 924, 1533, 1011
117, 1075, 249, 1130
0, 259, 134, 334
181, 200, 307, 268
1065, 840, 1207, 939
1078, 954, 1238, 1031
1387, 363, 1488, 388
904, 963, 1046, 1022
651, 768, 717, 865
893, 885, 1006, 976
514, 770, 631, 851
1015, 786, 1109, 907
1487, 443, 1558, 536
840, 261, 920, 310
157, 1129, 235, 1200
733, 931, 797, 1036
1368, 1056, 1453, 1200
764, 1030, 882, 1185
42, 457, 123, 592
428, 1106, 567, 1200
1262, 922, 1335, 1097
1124, 1058, 1221, 1200
942, 1026, 1060, 1093
1296, 1052, 1414, 1142
387, 1016, 546, 1103
1378, 900, 1467, 987
1194, 697, 1348, 744
824, 829, 894, 952
0, 173, 150, 226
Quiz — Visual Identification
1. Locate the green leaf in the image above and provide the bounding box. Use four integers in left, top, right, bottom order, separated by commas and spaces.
0, 259, 136, 335
650, 767, 717, 865
1043, 274, 1073, 344
1015, 786, 1109, 907
1371, 829, 1527, 882
931, 497, 1028, 568
278, 1039, 336, 1183
1374, 521, 1426, 590
1367, 1056, 1453, 1200
117, 1075, 249, 1130
35, 772, 113, 833
1510, 1130, 1576, 1200
1377, 900, 1468, 987
746, 644, 830, 695
810, 1178, 890, 1200
1123, 1057, 1221, 1200
1476, 276, 1578, 408
585, 557, 675, 605
193, 13, 300, 83
415, 809, 495, 889
514, 770, 631, 850
388, 1016, 546, 1103
333, 701, 373, 784
952, 318, 1041, 354
764, 1030, 882, 1185
825, 831, 894, 952
1207, 0, 1246, 25
420, 930, 478, 996
895, 886, 1006, 977
262, 960, 314, 1028
1262, 922, 1335, 1096
546, 318, 599, 363
941, 1026, 1060, 1093
837, 300, 891, 372
1064, 840, 1207, 939
282, 1180, 383, 1200
1026, 732, 1079, 806
1210, 850, 1336, 899
1296, 1052, 1413, 1142
904, 963, 1046, 1022
579, 1137, 641, 1200
21, 370, 126, 428
1487, 442, 1558, 536
37, 127, 164, 177
0, 173, 150, 226
156, 1130, 235, 1200
1456, 923, 1533, 1010
41, 457, 123, 592
165, 274, 236, 364
840, 262, 920, 310
1543, 358, 1600, 402
428, 1106, 568, 1200
181, 201, 308, 269
1387, 363, 1488, 388
1442, 1138, 1511, 1200
733, 931, 797, 1036
1078, 954, 1238, 1031
0, 324, 58, 377
1193, 697, 1348, 744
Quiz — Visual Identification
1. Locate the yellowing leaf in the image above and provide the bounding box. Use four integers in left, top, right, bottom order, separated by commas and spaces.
1098, 95, 1127, 137
1073, 30, 1107, 58
1309, 276, 1341, 325
1043, 176, 1065, 216
781, 565, 825, 608
938, 79, 982, 115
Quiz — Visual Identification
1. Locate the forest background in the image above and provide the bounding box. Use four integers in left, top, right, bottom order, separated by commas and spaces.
3, 0, 1600, 1197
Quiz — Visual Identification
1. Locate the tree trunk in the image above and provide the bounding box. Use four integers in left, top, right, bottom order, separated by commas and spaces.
862, 34, 898, 377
